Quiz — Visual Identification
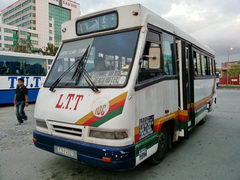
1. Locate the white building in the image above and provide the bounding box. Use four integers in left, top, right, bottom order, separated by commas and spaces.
0, 23, 39, 51
0, 0, 80, 49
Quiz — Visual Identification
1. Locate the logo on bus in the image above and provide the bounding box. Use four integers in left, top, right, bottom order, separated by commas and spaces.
55, 94, 84, 111
92, 98, 109, 117
8, 76, 42, 89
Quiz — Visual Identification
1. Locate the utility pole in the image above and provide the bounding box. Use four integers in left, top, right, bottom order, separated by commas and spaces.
226, 48, 233, 85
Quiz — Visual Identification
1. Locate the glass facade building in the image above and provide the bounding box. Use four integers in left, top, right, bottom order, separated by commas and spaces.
2, 0, 36, 30
0, 0, 80, 49
49, 4, 71, 46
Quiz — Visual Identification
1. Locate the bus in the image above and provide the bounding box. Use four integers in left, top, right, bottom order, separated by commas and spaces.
33, 4, 217, 170
0, 51, 54, 105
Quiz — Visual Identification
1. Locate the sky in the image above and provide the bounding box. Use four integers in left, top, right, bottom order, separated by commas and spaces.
1, 0, 240, 65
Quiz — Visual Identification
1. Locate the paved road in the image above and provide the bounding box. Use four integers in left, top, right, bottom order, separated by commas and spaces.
0, 89, 240, 180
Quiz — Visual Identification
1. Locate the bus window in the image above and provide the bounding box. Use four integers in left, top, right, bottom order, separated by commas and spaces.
212, 59, 216, 75
185, 47, 189, 69
0, 55, 47, 76
204, 56, 207, 75
162, 32, 175, 75
25, 58, 47, 76
204, 56, 209, 75
209, 57, 213, 75
196, 53, 202, 75
206, 56, 211, 75
0, 56, 24, 75
201, 55, 206, 76
45, 30, 139, 87
193, 51, 198, 75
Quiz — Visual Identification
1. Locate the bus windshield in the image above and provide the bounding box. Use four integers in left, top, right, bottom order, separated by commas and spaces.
45, 30, 139, 88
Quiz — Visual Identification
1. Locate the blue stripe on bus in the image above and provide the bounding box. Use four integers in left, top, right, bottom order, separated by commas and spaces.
33, 130, 136, 170
0, 89, 40, 104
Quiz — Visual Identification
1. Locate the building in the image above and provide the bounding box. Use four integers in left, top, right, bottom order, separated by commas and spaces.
0, 0, 80, 49
219, 61, 240, 85
221, 61, 239, 77
0, 12, 2, 23
0, 23, 39, 51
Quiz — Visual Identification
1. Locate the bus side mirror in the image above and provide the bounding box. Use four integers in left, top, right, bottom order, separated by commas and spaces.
142, 47, 161, 69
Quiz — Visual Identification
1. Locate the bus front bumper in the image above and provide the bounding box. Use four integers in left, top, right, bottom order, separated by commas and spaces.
33, 130, 135, 170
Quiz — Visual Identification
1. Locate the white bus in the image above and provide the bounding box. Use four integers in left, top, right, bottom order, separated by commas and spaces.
0, 51, 54, 105
33, 4, 217, 170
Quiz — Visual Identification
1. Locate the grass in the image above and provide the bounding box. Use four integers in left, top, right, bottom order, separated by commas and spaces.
218, 85, 240, 89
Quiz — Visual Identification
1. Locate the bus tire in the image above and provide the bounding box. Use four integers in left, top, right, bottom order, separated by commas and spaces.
147, 125, 170, 165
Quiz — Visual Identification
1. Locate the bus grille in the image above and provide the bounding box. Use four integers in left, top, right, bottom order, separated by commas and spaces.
48, 121, 84, 140
52, 125, 82, 136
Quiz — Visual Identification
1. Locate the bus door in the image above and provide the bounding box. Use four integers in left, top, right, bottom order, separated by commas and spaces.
185, 43, 195, 128
177, 40, 195, 129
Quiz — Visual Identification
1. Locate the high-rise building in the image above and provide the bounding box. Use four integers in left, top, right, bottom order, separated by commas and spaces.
0, 23, 39, 51
0, 0, 80, 48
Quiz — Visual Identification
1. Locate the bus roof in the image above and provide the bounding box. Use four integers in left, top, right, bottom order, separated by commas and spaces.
0, 51, 54, 59
62, 4, 214, 56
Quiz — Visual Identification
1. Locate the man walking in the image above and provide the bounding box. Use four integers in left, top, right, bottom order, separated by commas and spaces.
14, 78, 28, 125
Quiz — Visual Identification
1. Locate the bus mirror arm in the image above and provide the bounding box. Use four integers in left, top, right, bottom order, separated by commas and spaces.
142, 55, 157, 60
139, 55, 157, 68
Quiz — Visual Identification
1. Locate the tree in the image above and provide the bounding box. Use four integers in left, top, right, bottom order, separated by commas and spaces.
228, 61, 240, 77
40, 43, 59, 56
13, 38, 33, 53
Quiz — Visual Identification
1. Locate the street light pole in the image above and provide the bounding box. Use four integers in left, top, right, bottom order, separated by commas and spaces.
226, 47, 233, 85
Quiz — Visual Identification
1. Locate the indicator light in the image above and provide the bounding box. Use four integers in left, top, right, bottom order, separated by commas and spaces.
102, 157, 112, 163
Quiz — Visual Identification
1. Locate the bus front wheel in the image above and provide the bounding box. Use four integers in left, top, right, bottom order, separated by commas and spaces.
147, 125, 170, 165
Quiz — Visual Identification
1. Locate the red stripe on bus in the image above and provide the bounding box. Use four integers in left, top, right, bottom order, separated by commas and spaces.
178, 115, 188, 121
83, 99, 126, 126
135, 134, 140, 142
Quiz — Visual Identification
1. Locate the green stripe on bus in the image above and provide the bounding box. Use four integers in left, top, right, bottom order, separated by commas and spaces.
177, 121, 188, 130
135, 133, 159, 156
91, 107, 124, 127
195, 105, 207, 117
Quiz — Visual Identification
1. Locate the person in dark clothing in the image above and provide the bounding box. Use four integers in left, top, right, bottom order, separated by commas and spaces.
14, 78, 28, 125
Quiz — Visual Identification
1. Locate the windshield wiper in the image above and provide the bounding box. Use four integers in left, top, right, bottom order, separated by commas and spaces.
71, 48, 100, 93
49, 46, 90, 92
82, 69, 100, 93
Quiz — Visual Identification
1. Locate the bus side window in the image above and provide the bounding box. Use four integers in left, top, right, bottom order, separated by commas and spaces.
0, 55, 47, 76
196, 53, 202, 75
162, 32, 175, 75
193, 51, 198, 75
209, 57, 213, 75
213, 59, 216, 75
205, 56, 208, 75
201, 55, 206, 76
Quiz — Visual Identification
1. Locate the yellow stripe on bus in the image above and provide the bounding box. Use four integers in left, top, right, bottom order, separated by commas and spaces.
109, 92, 128, 106
75, 92, 128, 125
134, 111, 178, 136
75, 112, 94, 125
154, 112, 178, 126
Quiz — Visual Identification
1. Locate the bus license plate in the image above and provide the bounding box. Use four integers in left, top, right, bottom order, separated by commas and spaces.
54, 146, 77, 160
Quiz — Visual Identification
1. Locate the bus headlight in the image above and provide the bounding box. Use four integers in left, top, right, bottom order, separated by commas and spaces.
89, 129, 128, 139
36, 119, 48, 129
